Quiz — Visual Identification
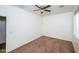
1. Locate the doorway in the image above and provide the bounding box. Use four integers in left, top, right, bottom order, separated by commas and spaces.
0, 16, 6, 53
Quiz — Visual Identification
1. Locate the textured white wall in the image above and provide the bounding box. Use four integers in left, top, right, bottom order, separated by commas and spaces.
43, 12, 73, 41
0, 6, 42, 52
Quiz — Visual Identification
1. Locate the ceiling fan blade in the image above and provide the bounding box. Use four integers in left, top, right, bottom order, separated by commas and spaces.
44, 10, 51, 12
35, 5, 42, 9
43, 5, 51, 9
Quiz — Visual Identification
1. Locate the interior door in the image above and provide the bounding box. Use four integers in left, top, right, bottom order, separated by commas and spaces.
0, 16, 6, 53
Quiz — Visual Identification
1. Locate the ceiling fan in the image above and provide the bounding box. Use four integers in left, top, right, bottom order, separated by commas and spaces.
34, 5, 51, 14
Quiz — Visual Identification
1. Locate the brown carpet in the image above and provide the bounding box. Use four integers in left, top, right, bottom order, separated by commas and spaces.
10, 36, 75, 53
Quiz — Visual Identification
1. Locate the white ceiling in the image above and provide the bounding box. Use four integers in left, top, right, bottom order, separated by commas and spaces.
14, 5, 75, 16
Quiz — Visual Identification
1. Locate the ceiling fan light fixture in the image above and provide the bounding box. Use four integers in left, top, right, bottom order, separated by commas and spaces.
41, 12, 43, 14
